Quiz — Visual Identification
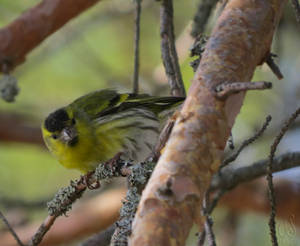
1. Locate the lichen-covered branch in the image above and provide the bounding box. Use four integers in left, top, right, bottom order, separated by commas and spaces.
0, 0, 101, 73
130, 1, 287, 245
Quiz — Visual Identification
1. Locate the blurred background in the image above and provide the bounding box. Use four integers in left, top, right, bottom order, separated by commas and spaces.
0, 0, 300, 245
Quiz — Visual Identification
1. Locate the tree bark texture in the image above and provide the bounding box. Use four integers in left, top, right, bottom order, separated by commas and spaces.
0, 0, 100, 73
130, 0, 287, 245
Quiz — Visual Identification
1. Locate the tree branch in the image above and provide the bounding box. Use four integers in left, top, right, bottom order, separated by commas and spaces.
191, 0, 219, 38
211, 151, 300, 192
133, 0, 142, 94
0, 210, 25, 246
160, 0, 186, 97
130, 0, 287, 245
0, 189, 125, 246
0, 0, 101, 73
0, 113, 43, 146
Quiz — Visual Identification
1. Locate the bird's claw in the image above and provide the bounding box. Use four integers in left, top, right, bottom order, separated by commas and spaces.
80, 171, 100, 190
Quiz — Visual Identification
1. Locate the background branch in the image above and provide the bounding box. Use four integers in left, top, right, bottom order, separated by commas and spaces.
0, 114, 43, 146
191, 0, 219, 37
133, 0, 142, 94
160, 0, 186, 97
211, 151, 300, 192
0, 0, 101, 73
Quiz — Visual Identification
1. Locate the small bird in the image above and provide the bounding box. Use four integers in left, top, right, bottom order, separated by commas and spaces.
42, 89, 184, 173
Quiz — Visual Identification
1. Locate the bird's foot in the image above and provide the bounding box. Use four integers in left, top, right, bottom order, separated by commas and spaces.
105, 152, 123, 170
80, 171, 100, 190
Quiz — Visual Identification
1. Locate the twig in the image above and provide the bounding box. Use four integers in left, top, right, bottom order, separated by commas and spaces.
28, 180, 87, 246
160, 0, 186, 97
198, 150, 300, 245
214, 81, 272, 100
265, 53, 284, 80
153, 117, 176, 161
221, 115, 272, 168
28, 215, 56, 246
227, 132, 235, 150
212, 151, 300, 192
202, 193, 217, 246
267, 107, 300, 246
28, 159, 131, 246
191, 0, 219, 37
291, 0, 300, 24
133, 0, 142, 94
0, 210, 25, 246
205, 216, 216, 246
198, 189, 224, 246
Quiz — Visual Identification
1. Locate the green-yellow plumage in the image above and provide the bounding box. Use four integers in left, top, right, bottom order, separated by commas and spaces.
42, 89, 184, 173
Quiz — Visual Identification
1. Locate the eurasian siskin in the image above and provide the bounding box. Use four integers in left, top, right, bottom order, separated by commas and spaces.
42, 89, 184, 173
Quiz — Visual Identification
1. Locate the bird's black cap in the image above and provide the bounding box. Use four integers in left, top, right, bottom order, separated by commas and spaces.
44, 108, 69, 132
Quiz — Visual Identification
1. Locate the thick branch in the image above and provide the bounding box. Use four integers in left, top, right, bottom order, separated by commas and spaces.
130, 0, 287, 245
0, 0, 100, 73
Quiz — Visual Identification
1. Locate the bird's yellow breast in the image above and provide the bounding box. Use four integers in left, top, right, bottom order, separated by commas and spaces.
43, 118, 124, 173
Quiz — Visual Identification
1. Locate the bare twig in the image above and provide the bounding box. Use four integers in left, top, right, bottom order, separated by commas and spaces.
197, 230, 206, 246
202, 193, 217, 246
221, 115, 272, 168
153, 117, 176, 161
214, 81, 272, 100
160, 0, 186, 97
0, 210, 25, 246
191, 0, 219, 37
291, 0, 300, 24
227, 132, 235, 150
133, 0, 142, 94
265, 53, 284, 80
204, 216, 216, 246
199, 149, 300, 246
198, 189, 225, 246
267, 107, 300, 246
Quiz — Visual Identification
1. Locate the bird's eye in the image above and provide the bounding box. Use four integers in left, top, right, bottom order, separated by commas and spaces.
52, 134, 58, 139
71, 118, 76, 125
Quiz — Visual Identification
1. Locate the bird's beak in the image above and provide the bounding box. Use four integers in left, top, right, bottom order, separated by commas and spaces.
61, 127, 78, 146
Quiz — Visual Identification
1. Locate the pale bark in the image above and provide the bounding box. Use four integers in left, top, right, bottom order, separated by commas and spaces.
130, 0, 287, 245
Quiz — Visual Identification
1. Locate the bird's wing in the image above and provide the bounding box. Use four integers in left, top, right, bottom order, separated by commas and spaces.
70, 89, 129, 118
